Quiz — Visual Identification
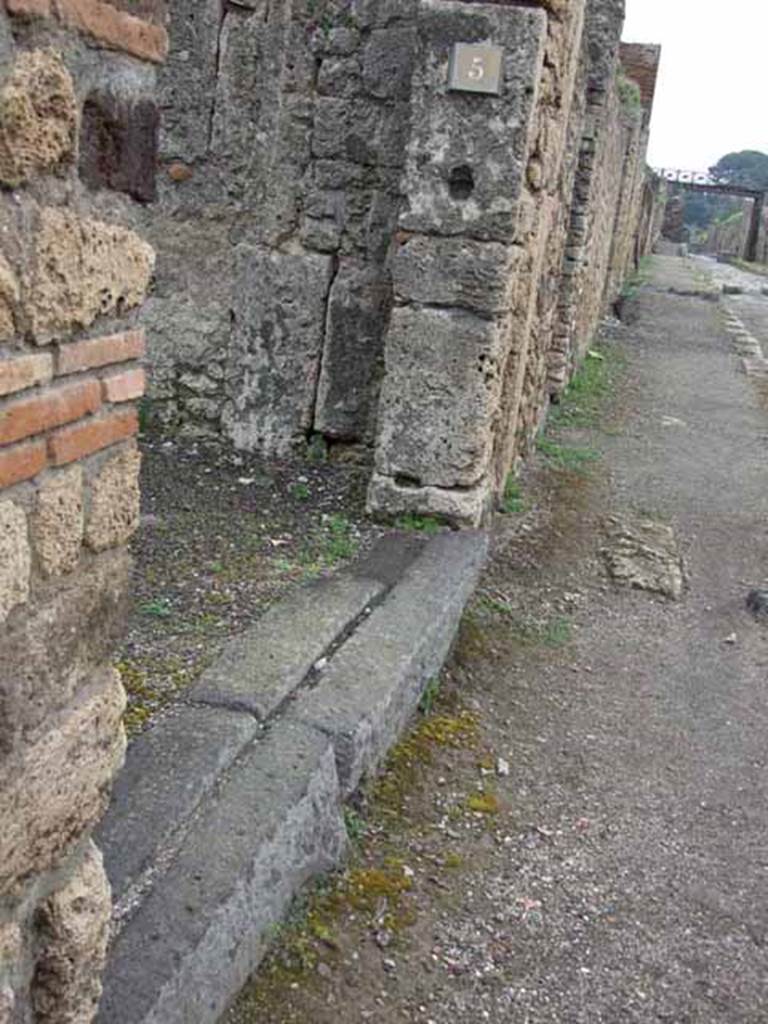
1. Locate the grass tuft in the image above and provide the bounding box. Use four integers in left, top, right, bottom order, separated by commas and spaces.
500, 477, 525, 514
394, 513, 443, 534
536, 438, 600, 473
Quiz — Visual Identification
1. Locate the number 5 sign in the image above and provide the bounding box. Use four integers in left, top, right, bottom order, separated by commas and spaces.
448, 43, 504, 95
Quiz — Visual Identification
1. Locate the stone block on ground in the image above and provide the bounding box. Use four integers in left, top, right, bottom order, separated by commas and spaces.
601, 515, 685, 600
96, 720, 347, 1024
289, 530, 488, 794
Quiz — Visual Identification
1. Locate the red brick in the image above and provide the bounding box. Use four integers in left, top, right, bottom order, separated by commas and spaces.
102, 366, 145, 403
57, 329, 146, 376
5, 0, 168, 62
58, 0, 169, 63
0, 380, 101, 446
49, 408, 138, 465
0, 352, 53, 398
620, 44, 662, 110
5, 0, 52, 16
0, 439, 47, 488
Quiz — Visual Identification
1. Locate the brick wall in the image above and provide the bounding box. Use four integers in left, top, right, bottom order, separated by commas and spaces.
0, 2, 161, 1020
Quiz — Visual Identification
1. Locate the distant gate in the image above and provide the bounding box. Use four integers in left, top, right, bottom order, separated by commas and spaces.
656, 168, 766, 262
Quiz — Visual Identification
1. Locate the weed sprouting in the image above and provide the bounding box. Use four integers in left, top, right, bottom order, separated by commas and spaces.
139, 597, 173, 618
394, 513, 443, 534
343, 807, 366, 845
324, 514, 357, 561
536, 438, 600, 472
549, 344, 625, 429
501, 477, 525, 514
477, 598, 573, 649
418, 677, 441, 716
291, 482, 311, 502
541, 616, 572, 648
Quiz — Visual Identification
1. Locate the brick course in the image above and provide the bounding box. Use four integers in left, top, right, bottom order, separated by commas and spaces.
0, 439, 47, 488
48, 407, 138, 465
0, 380, 101, 447
102, 366, 146, 403
5, 0, 169, 63
57, 329, 146, 375
0, 353, 53, 398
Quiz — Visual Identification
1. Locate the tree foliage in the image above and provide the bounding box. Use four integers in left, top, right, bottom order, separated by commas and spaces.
709, 150, 768, 191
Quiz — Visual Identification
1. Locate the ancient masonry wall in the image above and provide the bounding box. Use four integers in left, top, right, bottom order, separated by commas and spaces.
134, 0, 419, 455
705, 203, 768, 265
550, 35, 661, 393
140, 0, 660, 524
0, 2, 165, 1020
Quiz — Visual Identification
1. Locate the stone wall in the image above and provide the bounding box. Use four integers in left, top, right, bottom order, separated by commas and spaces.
0, 3, 162, 1020
370, 4, 661, 523
705, 202, 768, 264
549, 36, 661, 395
141, 0, 661, 501
134, 0, 418, 455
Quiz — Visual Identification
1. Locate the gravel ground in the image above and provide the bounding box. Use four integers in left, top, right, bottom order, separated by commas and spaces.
118, 439, 385, 735
226, 256, 768, 1024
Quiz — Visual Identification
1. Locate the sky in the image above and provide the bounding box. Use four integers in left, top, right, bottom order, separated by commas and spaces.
623, 0, 768, 172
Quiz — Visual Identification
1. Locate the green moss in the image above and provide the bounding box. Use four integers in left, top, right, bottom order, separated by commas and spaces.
117, 655, 196, 737
443, 851, 464, 870
373, 710, 479, 816
466, 790, 500, 815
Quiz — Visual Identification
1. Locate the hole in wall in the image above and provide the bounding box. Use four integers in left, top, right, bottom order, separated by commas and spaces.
394, 473, 421, 489
448, 165, 475, 201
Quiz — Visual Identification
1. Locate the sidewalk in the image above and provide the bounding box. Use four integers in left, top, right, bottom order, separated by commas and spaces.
229, 255, 768, 1023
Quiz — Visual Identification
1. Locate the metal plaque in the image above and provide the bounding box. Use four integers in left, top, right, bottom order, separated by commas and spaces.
448, 43, 504, 95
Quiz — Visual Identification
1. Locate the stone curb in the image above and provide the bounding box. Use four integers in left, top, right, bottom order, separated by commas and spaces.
96, 529, 488, 1024
289, 530, 490, 795
97, 722, 346, 1024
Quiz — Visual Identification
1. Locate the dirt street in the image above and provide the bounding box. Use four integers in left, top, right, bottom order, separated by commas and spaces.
227, 255, 768, 1024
